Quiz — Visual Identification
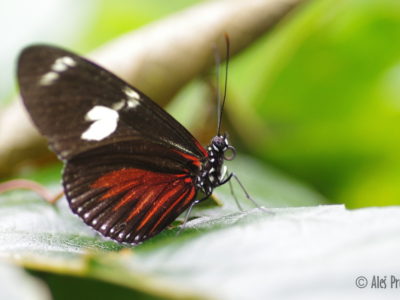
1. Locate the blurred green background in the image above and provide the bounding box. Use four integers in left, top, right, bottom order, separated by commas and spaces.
2, 0, 400, 209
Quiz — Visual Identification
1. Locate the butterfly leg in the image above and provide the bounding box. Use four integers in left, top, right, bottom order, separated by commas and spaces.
0, 179, 63, 204
221, 172, 267, 212
176, 199, 200, 236
176, 190, 213, 236
228, 179, 244, 211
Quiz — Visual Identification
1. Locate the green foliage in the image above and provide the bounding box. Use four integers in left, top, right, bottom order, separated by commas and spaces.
229, 0, 400, 207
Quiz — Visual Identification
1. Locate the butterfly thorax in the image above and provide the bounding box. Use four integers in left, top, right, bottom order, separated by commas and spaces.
195, 135, 235, 196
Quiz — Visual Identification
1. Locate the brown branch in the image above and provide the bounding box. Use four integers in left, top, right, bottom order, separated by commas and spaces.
0, 179, 63, 204
0, 0, 307, 177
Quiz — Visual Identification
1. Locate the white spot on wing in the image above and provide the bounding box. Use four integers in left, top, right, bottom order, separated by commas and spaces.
38, 56, 76, 86
81, 106, 119, 141
123, 86, 140, 100
39, 71, 59, 85
112, 99, 125, 111
127, 99, 139, 108
121, 87, 140, 109
52, 56, 76, 72
62, 56, 76, 67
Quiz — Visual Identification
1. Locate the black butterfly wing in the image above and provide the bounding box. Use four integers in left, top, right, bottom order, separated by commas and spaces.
18, 45, 207, 244
63, 141, 198, 244
17, 45, 206, 161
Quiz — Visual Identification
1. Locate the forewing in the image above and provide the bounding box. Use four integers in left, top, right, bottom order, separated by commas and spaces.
63, 142, 198, 244
17, 45, 207, 161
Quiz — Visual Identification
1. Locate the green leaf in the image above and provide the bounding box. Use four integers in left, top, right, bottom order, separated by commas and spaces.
0, 156, 325, 298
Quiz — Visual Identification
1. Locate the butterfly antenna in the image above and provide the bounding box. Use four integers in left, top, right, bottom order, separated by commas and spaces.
213, 44, 222, 135
217, 33, 230, 136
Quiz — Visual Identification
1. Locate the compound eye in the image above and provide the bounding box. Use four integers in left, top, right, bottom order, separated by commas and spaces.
213, 136, 224, 144
224, 145, 236, 161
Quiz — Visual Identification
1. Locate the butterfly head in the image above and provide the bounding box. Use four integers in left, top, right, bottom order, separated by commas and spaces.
211, 134, 236, 161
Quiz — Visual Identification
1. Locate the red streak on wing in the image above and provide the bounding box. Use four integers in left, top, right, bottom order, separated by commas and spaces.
113, 184, 148, 210
149, 185, 196, 234
125, 188, 159, 221
99, 181, 139, 200
92, 169, 177, 199
172, 140, 207, 168
195, 140, 208, 156
91, 168, 195, 224
135, 179, 189, 231
92, 169, 145, 187
175, 150, 202, 167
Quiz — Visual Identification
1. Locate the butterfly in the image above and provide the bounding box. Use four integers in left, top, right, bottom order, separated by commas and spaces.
17, 44, 244, 245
